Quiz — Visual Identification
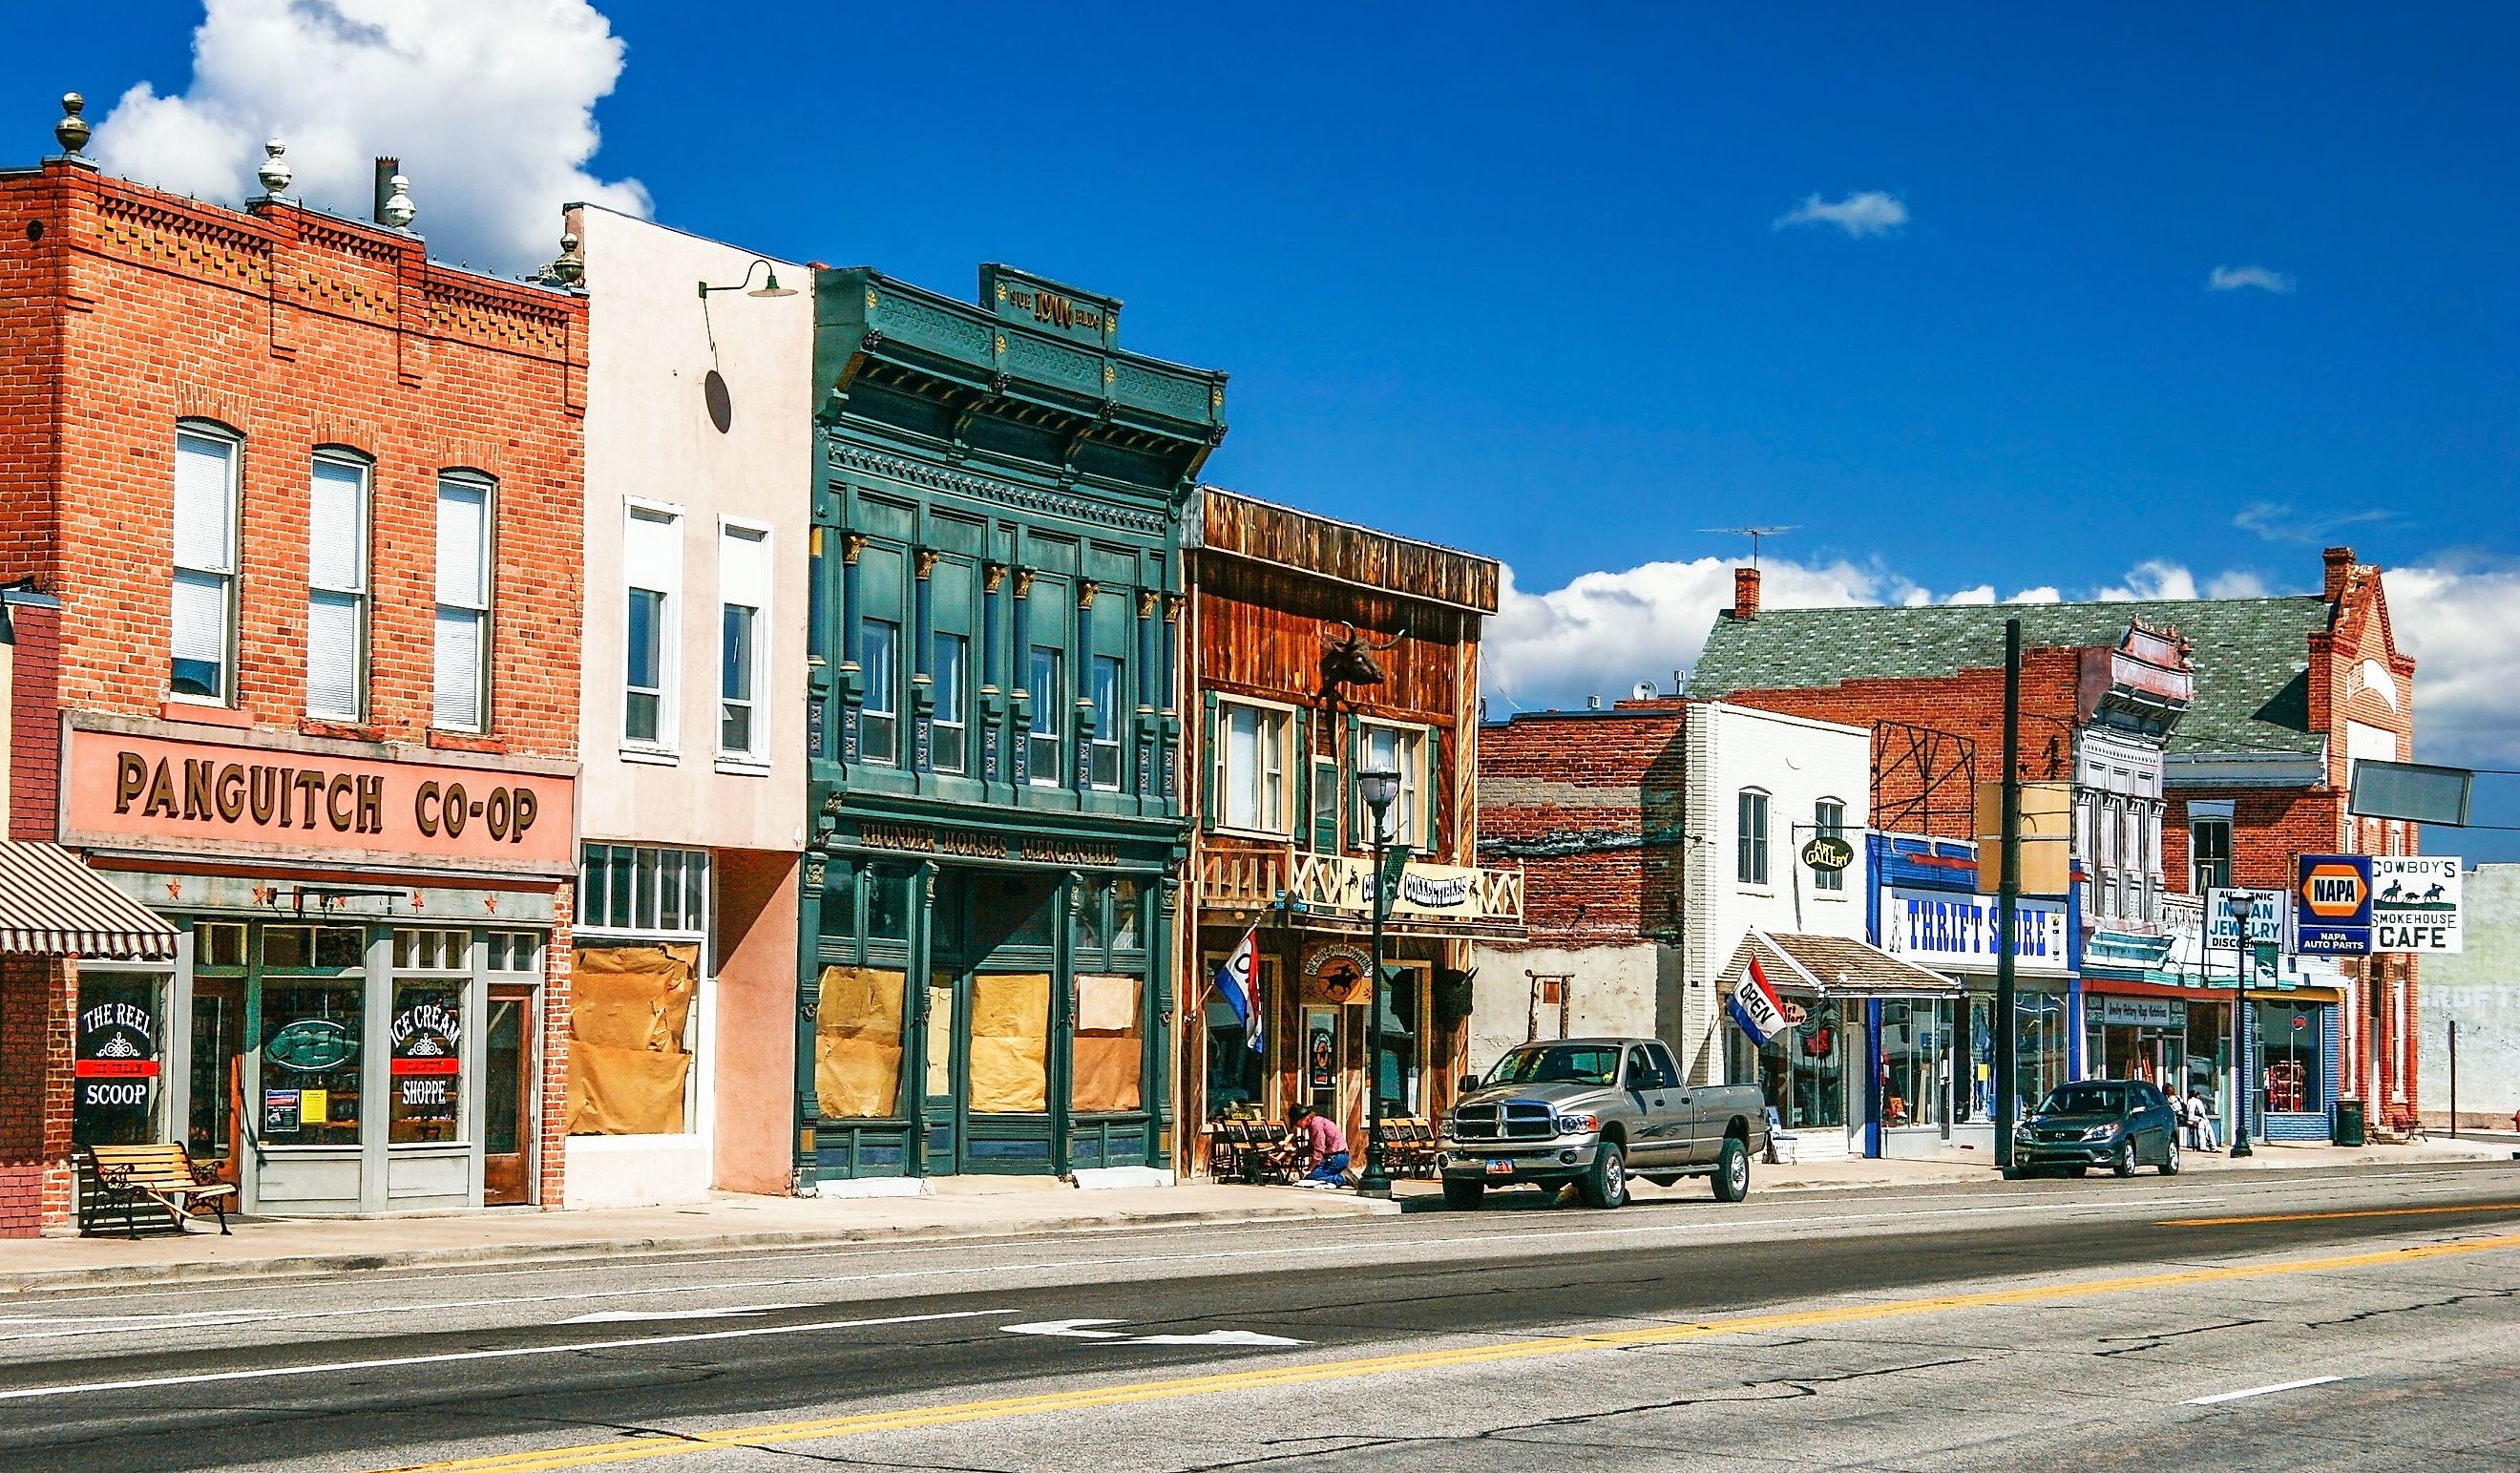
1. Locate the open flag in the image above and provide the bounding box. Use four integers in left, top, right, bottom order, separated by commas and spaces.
1214, 922, 1264, 1056
1729, 954, 1788, 1048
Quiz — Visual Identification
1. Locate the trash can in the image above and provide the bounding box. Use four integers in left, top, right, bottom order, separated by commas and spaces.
2336, 1099, 2366, 1148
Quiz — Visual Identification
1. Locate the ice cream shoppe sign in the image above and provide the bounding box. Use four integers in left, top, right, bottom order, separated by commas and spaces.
62, 726, 574, 874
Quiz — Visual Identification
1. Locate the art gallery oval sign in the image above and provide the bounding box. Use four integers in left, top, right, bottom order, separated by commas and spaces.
1799, 835, 1856, 873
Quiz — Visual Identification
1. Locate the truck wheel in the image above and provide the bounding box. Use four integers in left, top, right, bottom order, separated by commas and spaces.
1440, 1179, 1485, 1210
2113, 1140, 2137, 1178
1578, 1141, 1628, 1209
1711, 1136, 1751, 1202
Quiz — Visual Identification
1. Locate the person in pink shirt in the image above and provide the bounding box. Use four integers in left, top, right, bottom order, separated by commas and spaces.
1290, 1103, 1350, 1187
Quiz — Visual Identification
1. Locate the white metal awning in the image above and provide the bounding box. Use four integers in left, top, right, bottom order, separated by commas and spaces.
0, 842, 178, 959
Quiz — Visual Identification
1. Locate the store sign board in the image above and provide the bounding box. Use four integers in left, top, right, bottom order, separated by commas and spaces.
2205, 888, 2284, 948
2372, 855, 2462, 954
2098, 998, 2185, 1028
64, 727, 575, 874
2293, 853, 2372, 957
1879, 886, 2069, 975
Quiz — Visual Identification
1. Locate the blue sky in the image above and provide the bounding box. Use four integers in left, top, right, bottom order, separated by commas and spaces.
21, 2, 2520, 852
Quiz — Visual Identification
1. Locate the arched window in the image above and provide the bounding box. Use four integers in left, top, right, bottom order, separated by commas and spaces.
1812, 797, 1846, 893
1736, 789, 1771, 886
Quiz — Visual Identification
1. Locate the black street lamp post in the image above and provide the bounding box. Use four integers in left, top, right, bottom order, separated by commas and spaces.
2227, 889, 2256, 1158
1356, 766, 1402, 1198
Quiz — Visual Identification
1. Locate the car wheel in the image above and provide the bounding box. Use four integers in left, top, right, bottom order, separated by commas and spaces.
2158, 1134, 2181, 1177
2113, 1139, 2137, 1178
1578, 1140, 1628, 1209
2069, 1165, 2090, 1178
1711, 1137, 1751, 1203
1440, 1179, 1485, 1210
2001, 1163, 2026, 1181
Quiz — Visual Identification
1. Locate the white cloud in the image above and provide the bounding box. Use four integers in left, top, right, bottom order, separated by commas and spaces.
2093, 559, 2201, 602
2233, 500, 2389, 544
2384, 564, 2520, 769
1774, 190, 1908, 238
91, 0, 648, 273
2008, 586, 2063, 604
1947, 585, 1998, 605
1483, 556, 1899, 710
2208, 264, 2295, 294
2203, 569, 2270, 599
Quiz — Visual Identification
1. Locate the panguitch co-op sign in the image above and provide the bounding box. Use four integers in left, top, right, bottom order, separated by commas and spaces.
62, 727, 575, 873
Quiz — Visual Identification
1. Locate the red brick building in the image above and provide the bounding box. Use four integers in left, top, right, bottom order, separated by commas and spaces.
0, 130, 586, 1230
1690, 545, 2424, 1140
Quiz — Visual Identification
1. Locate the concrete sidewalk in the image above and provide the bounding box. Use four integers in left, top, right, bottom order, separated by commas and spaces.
0, 1176, 1393, 1294
4, 1136, 2505, 1295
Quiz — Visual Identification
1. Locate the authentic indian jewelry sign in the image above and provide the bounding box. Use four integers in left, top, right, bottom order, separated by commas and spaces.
63, 725, 575, 875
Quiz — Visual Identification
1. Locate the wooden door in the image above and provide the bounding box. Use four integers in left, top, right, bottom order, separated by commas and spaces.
482, 987, 536, 1206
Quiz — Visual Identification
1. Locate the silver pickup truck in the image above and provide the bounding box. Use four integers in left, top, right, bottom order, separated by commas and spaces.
1438, 1037, 1770, 1210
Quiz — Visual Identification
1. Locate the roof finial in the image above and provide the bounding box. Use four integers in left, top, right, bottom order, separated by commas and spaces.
53, 92, 89, 157
544, 230, 583, 287
380, 173, 415, 230
255, 137, 293, 197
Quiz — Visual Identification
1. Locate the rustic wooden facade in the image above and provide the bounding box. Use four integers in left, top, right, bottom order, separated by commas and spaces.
1182, 489, 1515, 1168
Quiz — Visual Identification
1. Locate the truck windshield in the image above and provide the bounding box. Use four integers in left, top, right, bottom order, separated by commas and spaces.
1485, 1044, 1620, 1088
2037, 1085, 2124, 1116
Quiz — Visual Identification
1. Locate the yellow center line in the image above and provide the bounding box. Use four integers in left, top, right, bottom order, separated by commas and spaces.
377, 1231, 2520, 1473
2161, 1202, 2520, 1228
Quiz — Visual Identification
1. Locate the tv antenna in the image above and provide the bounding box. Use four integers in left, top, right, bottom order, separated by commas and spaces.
1701, 525, 1796, 567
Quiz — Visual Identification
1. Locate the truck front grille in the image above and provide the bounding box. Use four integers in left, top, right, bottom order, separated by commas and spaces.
1501, 1102, 1555, 1139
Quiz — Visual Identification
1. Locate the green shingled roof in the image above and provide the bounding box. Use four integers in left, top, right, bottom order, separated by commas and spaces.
1687, 596, 2336, 757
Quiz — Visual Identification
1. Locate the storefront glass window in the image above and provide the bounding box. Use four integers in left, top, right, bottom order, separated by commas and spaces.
1880, 999, 1950, 1129
73, 973, 164, 1147
388, 980, 464, 1145
263, 924, 365, 970
261, 977, 365, 1147
867, 870, 911, 940
2257, 1001, 2325, 1114
1110, 880, 1143, 952
1749, 1000, 1847, 1131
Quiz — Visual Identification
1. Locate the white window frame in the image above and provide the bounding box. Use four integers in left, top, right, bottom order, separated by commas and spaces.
170, 423, 242, 706
305, 450, 371, 721
432, 473, 496, 732
1736, 788, 1771, 887
1359, 719, 1428, 850
715, 516, 770, 766
1088, 653, 1125, 791
1026, 643, 1062, 787
864, 618, 903, 768
932, 630, 970, 775
1214, 696, 1295, 836
621, 499, 683, 756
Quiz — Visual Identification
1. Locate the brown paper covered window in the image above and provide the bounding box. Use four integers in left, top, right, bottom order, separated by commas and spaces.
969, 972, 1050, 1114
1072, 974, 1142, 1113
566, 943, 698, 1136
815, 965, 906, 1119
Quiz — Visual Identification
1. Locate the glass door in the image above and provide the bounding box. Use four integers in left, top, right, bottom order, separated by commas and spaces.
187, 977, 248, 1182
481, 986, 536, 1205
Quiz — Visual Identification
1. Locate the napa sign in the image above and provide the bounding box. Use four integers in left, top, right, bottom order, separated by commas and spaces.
1879, 886, 2069, 976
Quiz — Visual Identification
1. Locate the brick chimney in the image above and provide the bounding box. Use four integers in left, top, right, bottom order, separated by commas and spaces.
1732, 565, 1761, 620
2322, 546, 2356, 602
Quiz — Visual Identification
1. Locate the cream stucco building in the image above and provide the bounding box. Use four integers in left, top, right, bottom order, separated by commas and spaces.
564, 207, 811, 1207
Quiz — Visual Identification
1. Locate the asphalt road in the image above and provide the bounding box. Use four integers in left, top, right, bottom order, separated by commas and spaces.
1, 1162, 2515, 1471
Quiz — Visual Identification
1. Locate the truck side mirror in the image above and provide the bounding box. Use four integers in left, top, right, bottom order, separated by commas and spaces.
1458, 1073, 1480, 1094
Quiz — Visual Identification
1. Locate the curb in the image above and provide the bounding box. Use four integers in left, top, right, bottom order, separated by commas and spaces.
0, 1198, 1398, 1295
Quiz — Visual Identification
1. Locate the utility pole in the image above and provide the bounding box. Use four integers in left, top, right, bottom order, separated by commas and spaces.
1994, 619, 2023, 1171
2448, 1018, 2459, 1139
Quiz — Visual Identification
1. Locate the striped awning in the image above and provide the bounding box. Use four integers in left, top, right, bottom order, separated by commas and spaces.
0, 842, 178, 959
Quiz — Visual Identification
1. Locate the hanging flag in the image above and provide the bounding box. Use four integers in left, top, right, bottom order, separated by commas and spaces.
1214, 922, 1264, 1056
1729, 955, 1788, 1047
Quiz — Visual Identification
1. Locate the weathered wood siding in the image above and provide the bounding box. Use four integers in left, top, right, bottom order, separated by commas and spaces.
1200, 489, 1500, 614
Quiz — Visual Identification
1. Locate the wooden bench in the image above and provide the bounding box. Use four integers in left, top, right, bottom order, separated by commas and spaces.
79, 1144, 235, 1237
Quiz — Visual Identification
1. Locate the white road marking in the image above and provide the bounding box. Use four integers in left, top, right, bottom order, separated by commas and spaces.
1122, 1330, 1309, 1347
0, 1309, 1014, 1403
1003, 1318, 1130, 1339
2183, 1375, 2350, 1405
0, 1195, 2238, 1343
1003, 1319, 1308, 1348
556, 1303, 806, 1325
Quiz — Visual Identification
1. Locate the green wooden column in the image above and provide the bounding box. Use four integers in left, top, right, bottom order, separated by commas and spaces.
792, 852, 828, 1190
906, 859, 938, 1176
1149, 874, 1177, 1169
1050, 870, 1079, 1174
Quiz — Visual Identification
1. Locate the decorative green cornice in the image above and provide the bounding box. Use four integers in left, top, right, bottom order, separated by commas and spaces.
826, 442, 1169, 538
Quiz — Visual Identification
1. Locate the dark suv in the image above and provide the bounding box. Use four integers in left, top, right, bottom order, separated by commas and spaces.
2006, 1079, 2181, 1179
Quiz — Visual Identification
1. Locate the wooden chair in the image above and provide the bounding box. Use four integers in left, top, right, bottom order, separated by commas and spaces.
79, 1143, 236, 1237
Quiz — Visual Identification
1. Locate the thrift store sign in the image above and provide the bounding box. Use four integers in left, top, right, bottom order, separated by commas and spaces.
1880, 886, 2069, 975
64, 728, 574, 873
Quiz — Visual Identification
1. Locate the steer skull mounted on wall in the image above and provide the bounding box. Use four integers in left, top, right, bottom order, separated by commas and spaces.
1319, 621, 1406, 704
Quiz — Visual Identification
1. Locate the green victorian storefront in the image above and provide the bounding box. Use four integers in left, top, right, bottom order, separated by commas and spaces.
797, 263, 1227, 1185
